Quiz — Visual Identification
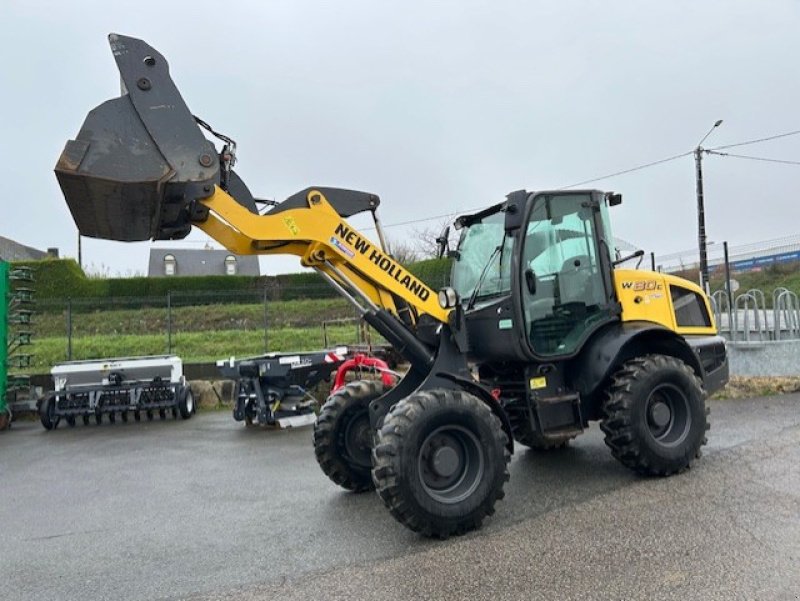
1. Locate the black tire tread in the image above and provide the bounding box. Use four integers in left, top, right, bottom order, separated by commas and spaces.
600, 354, 709, 477
372, 389, 510, 539
314, 380, 385, 493
177, 388, 194, 419
40, 396, 56, 430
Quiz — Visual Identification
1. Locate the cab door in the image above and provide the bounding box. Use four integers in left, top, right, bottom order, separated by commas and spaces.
519, 192, 617, 358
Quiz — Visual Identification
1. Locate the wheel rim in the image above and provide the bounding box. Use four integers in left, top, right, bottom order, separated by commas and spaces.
418, 425, 484, 504
342, 409, 372, 468
645, 383, 691, 447
185, 391, 194, 413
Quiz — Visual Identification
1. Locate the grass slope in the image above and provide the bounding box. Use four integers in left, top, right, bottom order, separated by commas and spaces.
35, 298, 353, 337
33, 324, 367, 368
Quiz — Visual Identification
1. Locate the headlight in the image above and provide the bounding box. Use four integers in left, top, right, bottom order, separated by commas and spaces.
438, 287, 459, 309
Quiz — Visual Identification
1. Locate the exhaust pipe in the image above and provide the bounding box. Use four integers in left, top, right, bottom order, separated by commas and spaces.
54, 34, 221, 241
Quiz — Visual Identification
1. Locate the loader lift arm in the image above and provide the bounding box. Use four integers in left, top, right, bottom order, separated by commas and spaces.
195, 183, 448, 369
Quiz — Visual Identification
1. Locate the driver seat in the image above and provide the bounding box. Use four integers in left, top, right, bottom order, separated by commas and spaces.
558, 255, 593, 304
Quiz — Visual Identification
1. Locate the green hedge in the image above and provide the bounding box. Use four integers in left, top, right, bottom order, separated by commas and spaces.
13, 258, 329, 301
408, 258, 452, 289
16, 256, 454, 302
16, 259, 92, 298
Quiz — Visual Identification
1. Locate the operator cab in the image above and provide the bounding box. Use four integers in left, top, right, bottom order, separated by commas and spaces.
449, 190, 620, 363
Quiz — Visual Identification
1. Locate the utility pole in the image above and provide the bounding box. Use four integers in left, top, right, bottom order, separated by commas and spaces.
694, 147, 709, 292
694, 119, 723, 293
77, 233, 82, 270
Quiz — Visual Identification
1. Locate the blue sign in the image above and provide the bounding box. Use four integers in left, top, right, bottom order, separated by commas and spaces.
731, 250, 800, 272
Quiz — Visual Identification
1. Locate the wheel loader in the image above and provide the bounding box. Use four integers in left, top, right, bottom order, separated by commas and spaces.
55, 34, 728, 538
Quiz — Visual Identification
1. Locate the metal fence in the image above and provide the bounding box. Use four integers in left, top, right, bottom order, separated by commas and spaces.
31, 288, 366, 369
710, 286, 800, 342
653, 234, 800, 276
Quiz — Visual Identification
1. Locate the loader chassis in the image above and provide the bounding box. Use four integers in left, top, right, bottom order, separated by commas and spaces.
55, 34, 728, 538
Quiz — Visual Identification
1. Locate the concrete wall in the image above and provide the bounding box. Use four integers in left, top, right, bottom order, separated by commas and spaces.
728, 340, 800, 377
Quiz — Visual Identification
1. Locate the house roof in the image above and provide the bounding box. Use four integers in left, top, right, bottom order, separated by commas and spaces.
147, 248, 260, 277
0, 236, 48, 262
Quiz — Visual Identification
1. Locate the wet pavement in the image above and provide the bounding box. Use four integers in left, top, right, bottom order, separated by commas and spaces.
1, 394, 799, 600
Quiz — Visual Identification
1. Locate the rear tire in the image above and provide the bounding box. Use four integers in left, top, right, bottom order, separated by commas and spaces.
601, 354, 709, 476
372, 389, 510, 538
40, 396, 57, 430
177, 388, 194, 419
314, 380, 385, 493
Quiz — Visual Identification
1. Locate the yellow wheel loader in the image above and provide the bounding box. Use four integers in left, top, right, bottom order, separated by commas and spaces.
55, 34, 728, 538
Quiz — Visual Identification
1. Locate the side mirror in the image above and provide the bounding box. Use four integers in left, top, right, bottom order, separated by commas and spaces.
504, 190, 526, 232
524, 268, 537, 295
436, 225, 451, 259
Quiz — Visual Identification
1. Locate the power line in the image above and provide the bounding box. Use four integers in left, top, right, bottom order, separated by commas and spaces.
558, 151, 693, 189
362, 129, 800, 231
370, 150, 695, 230
365, 208, 474, 231
708, 129, 800, 151
706, 150, 800, 166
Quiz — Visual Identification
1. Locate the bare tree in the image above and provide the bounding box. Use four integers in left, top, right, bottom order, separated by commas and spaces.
386, 215, 460, 264
386, 238, 422, 265
411, 216, 459, 259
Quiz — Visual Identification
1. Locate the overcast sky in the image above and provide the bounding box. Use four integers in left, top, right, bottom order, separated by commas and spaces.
2, 0, 799, 276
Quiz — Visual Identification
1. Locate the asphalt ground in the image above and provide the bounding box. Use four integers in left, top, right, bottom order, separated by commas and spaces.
1, 394, 798, 601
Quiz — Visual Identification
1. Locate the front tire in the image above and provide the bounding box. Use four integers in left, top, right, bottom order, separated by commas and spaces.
314, 380, 386, 492
601, 354, 709, 476
372, 389, 510, 538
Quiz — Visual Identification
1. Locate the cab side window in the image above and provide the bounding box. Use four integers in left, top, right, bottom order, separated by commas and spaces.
670, 285, 711, 327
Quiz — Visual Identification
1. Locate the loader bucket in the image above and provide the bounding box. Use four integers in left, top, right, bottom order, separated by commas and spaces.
55, 34, 220, 241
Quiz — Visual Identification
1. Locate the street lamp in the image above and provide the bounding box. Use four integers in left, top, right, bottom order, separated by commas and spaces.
695, 119, 723, 292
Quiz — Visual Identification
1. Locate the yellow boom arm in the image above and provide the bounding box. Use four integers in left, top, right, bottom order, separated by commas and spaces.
197, 185, 451, 324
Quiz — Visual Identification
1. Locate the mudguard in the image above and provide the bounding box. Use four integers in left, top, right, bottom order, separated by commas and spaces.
572, 321, 705, 402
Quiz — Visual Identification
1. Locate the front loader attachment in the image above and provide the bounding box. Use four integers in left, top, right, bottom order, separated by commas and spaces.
55, 34, 221, 241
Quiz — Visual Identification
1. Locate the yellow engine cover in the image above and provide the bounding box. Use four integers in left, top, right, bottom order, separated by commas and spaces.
613, 269, 718, 336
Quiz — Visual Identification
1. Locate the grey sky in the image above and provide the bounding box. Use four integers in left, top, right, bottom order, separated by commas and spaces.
2, 0, 799, 276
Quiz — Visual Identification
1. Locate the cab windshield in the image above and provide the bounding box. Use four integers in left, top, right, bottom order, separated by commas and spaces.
451, 210, 513, 305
